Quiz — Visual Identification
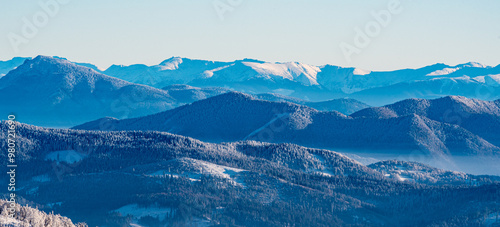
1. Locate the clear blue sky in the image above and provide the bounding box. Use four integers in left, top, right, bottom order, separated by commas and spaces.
1, 0, 499, 71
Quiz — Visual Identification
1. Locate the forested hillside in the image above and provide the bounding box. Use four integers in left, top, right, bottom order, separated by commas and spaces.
1, 121, 499, 226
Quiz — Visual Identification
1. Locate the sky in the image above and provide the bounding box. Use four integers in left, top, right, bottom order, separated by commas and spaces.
1, 0, 499, 71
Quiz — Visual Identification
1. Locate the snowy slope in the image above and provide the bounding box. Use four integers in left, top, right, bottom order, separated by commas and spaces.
5, 56, 499, 106
100, 57, 500, 104
4, 56, 500, 105
104, 58, 500, 94
104, 57, 231, 88
238, 61, 320, 86
105, 58, 321, 88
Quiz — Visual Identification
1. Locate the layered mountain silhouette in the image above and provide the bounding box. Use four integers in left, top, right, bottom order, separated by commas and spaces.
254, 93, 370, 115
74, 92, 500, 170
349, 75, 500, 105
0, 56, 372, 127
161, 84, 231, 105
2, 56, 499, 105
351, 96, 500, 147
0, 56, 177, 127
100, 57, 500, 105
2, 55, 500, 226
161, 85, 370, 115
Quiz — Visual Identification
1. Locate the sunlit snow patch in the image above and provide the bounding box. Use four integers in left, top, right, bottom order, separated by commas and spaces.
426, 67, 459, 76
148, 171, 200, 182
242, 61, 320, 86
147, 158, 247, 187
157, 57, 183, 70
352, 68, 371, 75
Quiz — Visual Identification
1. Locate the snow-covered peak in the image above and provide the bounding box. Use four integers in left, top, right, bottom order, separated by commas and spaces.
242, 61, 320, 86
456, 62, 488, 68
8, 55, 129, 90
31, 55, 73, 66
236, 58, 265, 63
426, 67, 460, 76
426, 62, 490, 76
158, 56, 183, 70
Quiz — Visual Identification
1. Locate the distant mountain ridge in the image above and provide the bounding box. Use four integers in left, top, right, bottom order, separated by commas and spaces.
2, 56, 499, 105
100, 57, 500, 105
161, 85, 370, 115
253, 93, 370, 115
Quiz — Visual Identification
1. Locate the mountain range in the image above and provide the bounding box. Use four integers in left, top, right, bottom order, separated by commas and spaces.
2, 56, 500, 105
2, 121, 499, 226
73, 92, 500, 175
0, 56, 179, 127
0, 56, 500, 227
102, 58, 500, 105
2, 55, 500, 226
2, 55, 498, 173
0, 56, 371, 126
